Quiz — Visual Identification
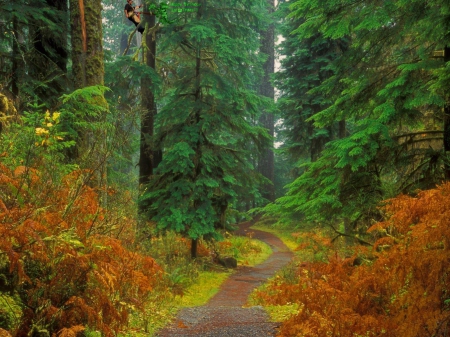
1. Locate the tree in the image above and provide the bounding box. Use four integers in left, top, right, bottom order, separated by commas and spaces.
257, 0, 276, 203
1, 0, 67, 108
267, 0, 450, 231
139, 11, 161, 203
141, 0, 268, 258
69, 0, 108, 190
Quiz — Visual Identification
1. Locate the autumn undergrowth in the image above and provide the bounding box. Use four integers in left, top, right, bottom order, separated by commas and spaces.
251, 184, 450, 337
0, 106, 273, 336
122, 229, 272, 336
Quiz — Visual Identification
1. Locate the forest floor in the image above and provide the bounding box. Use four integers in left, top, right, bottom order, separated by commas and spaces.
156, 221, 294, 337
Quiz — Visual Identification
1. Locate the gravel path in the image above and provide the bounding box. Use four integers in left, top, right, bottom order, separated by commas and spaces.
156, 221, 294, 337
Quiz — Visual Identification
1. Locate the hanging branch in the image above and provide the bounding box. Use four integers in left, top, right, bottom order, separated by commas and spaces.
329, 224, 373, 246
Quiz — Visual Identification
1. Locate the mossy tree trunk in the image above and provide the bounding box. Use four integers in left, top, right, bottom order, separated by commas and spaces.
70, 0, 108, 193
444, 47, 450, 180
70, 0, 104, 87
139, 13, 161, 213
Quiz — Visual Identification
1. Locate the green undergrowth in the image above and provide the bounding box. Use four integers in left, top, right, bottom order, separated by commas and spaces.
120, 232, 273, 336
0, 294, 21, 330
250, 222, 299, 252
222, 236, 272, 266
177, 271, 231, 307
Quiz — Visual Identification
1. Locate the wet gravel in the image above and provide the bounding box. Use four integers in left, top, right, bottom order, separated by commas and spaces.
156, 221, 293, 337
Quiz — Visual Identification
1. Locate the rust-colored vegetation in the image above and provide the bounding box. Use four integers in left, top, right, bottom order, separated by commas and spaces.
255, 183, 450, 336
0, 164, 161, 336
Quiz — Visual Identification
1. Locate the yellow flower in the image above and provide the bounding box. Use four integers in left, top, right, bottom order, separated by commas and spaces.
35, 128, 49, 135
46, 123, 53, 127
52, 112, 60, 121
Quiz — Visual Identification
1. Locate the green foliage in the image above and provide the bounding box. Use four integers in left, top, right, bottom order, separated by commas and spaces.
267, 0, 450, 230
140, 0, 269, 245
1, 0, 69, 108
1, 104, 75, 174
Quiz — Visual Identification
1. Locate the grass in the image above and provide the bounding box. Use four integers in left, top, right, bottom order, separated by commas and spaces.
250, 223, 299, 252
120, 234, 272, 337
225, 236, 272, 266
178, 271, 230, 307
264, 303, 301, 322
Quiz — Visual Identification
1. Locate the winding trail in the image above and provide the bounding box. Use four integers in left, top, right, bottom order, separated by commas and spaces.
156, 221, 294, 337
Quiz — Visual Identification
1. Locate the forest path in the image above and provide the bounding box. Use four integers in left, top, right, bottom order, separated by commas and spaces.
156, 220, 294, 337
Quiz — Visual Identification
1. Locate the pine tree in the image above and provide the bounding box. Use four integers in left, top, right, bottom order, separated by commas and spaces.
268, 0, 450, 231
68, 0, 108, 190
141, 0, 268, 258
257, 0, 276, 203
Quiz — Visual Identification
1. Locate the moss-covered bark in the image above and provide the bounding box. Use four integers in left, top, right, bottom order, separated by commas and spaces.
70, 0, 104, 88
69, 0, 107, 193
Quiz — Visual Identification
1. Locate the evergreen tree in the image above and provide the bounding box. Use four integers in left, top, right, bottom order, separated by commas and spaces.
268, 0, 450, 232
68, 0, 108, 190
257, 0, 276, 203
0, 0, 67, 108
141, 0, 268, 257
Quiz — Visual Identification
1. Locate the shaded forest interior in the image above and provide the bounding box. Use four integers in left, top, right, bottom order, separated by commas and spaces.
1, 0, 450, 336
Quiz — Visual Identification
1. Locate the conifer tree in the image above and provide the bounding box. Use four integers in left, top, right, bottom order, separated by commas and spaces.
141, 0, 267, 258
1, 0, 66, 107
69, 0, 108, 189
268, 0, 450, 232
257, 0, 276, 203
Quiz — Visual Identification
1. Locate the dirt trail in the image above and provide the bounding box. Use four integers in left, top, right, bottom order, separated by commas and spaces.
156, 221, 294, 337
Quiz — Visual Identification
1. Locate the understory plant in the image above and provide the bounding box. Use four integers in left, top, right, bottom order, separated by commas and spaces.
254, 182, 450, 337
0, 112, 162, 336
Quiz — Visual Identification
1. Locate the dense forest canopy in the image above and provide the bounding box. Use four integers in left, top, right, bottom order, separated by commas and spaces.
0, 0, 449, 335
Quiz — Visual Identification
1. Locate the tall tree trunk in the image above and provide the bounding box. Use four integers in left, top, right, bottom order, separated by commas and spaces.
339, 119, 352, 244
11, 16, 21, 100
258, 0, 275, 202
138, 11, 161, 216
70, 0, 104, 87
70, 0, 107, 192
190, 0, 203, 259
444, 47, 450, 180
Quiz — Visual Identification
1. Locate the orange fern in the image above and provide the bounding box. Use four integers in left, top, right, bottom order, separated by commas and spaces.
255, 182, 450, 337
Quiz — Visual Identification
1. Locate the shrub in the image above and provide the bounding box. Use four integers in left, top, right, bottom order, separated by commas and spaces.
0, 163, 161, 336
254, 182, 450, 337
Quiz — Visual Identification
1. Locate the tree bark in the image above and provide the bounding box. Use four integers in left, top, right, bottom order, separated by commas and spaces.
70, 0, 107, 193
70, 0, 104, 88
139, 10, 161, 217
190, 0, 203, 259
444, 47, 450, 180
11, 16, 21, 100
257, 0, 275, 202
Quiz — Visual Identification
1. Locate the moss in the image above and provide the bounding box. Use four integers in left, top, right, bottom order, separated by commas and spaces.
69, 0, 104, 87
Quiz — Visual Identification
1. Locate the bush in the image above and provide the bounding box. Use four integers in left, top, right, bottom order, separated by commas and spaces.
0, 163, 161, 336
254, 182, 450, 337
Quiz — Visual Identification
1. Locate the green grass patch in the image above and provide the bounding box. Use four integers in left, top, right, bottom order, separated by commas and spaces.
250, 224, 299, 252
215, 236, 272, 266
178, 271, 230, 307
120, 270, 230, 336
244, 238, 272, 266
264, 303, 301, 322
